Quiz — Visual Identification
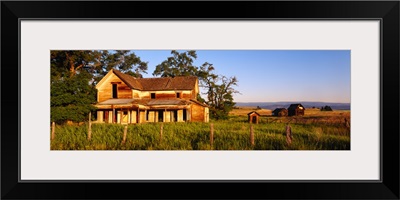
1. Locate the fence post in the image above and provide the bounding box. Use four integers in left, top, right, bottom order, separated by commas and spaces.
160, 123, 163, 142
122, 125, 128, 145
88, 112, 92, 141
250, 125, 254, 146
344, 118, 350, 128
210, 123, 214, 149
51, 122, 55, 140
286, 125, 292, 145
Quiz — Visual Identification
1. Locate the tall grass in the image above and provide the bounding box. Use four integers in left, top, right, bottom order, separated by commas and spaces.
51, 117, 350, 150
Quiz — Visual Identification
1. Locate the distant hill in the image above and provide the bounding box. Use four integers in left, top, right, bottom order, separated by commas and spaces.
235, 102, 350, 110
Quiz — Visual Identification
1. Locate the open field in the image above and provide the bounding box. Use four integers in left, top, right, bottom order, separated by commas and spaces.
231, 107, 350, 125
50, 107, 350, 150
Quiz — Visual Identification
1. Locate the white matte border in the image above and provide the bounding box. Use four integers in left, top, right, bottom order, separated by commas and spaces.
20, 20, 380, 180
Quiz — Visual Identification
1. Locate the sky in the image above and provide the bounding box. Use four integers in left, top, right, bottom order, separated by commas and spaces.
131, 50, 350, 103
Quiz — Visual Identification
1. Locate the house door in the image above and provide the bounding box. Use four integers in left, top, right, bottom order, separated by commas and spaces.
158, 110, 164, 122
252, 116, 257, 124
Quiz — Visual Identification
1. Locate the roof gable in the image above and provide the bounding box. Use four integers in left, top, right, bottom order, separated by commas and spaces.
95, 69, 143, 90
113, 69, 143, 90
247, 111, 261, 116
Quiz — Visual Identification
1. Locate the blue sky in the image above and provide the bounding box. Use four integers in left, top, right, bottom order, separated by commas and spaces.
131, 50, 350, 103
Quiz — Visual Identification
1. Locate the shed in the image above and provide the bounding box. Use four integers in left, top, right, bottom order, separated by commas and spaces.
248, 111, 261, 124
287, 104, 305, 116
272, 108, 288, 117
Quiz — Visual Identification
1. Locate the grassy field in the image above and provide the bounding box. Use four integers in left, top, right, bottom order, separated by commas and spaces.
50, 107, 350, 150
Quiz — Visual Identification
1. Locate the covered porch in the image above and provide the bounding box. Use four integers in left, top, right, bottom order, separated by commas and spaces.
94, 99, 192, 124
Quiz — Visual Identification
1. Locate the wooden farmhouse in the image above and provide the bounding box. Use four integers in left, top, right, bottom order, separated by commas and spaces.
248, 111, 261, 124
287, 104, 305, 116
272, 108, 288, 117
94, 69, 209, 124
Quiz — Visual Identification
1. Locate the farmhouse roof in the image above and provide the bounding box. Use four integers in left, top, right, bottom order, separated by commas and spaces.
288, 104, 305, 110
113, 69, 144, 90
97, 98, 136, 105
111, 69, 198, 91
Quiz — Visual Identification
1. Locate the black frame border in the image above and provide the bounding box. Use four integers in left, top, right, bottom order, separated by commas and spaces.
2, 1, 399, 199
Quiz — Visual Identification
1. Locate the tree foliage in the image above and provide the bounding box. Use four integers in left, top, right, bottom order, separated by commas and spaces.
320, 105, 333, 111
51, 71, 97, 124
50, 50, 148, 124
153, 50, 198, 77
152, 50, 240, 120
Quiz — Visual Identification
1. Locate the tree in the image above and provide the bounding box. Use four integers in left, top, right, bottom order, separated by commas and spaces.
98, 50, 148, 79
51, 50, 148, 83
50, 50, 148, 124
321, 105, 333, 111
152, 50, 240, 120
203, 75, 239, 120
153, 50, 198, 77
51, 71, 97, 124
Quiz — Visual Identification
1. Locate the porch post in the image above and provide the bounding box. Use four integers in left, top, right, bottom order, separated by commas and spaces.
128, 110, 131, 124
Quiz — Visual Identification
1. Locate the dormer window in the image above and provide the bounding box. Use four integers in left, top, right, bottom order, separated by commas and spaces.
151, 93, 156, 99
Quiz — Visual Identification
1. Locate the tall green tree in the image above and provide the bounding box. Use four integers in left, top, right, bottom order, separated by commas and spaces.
152, 50, 239, 120
152, 50, 198, 77
50, 71, 97, 124
203, 75, 239, 120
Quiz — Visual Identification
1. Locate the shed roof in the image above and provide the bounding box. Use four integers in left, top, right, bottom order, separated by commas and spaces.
273, 108, 287, 112
288, 104, 305, 110
247, 111, 261, 116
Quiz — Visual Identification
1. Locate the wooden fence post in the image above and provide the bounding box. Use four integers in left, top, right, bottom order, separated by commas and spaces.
122, 125, 128, 145
344, 118, 350, 128
160, 123, 163, 142
250, 125, 254, 146
286, 125, 292, 145
87, 112, 92, 141
51, 122, 55, 140
210, 123, 214, 149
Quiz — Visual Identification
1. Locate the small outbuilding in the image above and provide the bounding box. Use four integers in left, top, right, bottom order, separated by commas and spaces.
288, 104, 305, 116
272, 108, 288, 117
248, 111, 261, 124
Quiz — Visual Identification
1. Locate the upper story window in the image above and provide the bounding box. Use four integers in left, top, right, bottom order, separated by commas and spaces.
112, 84, 118, 98
176, 92, 181, 98
151, 93, 156, 99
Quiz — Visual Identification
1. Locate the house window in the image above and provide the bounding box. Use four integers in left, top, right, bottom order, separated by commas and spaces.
112, 84, 118, 98
151, 93, 156, 99
176, 92, 181, 98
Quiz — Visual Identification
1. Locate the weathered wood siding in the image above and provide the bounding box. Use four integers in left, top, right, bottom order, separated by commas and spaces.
148, 111, 156, 122
139, 111, 146, 123
132, 90, 140, 98
130, 110, 137, 123
97, 73, 132, 102
204, 107, 209, 122
164, 111, 171, 122
177, 110, 183, 122
191, 104, 205, 122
